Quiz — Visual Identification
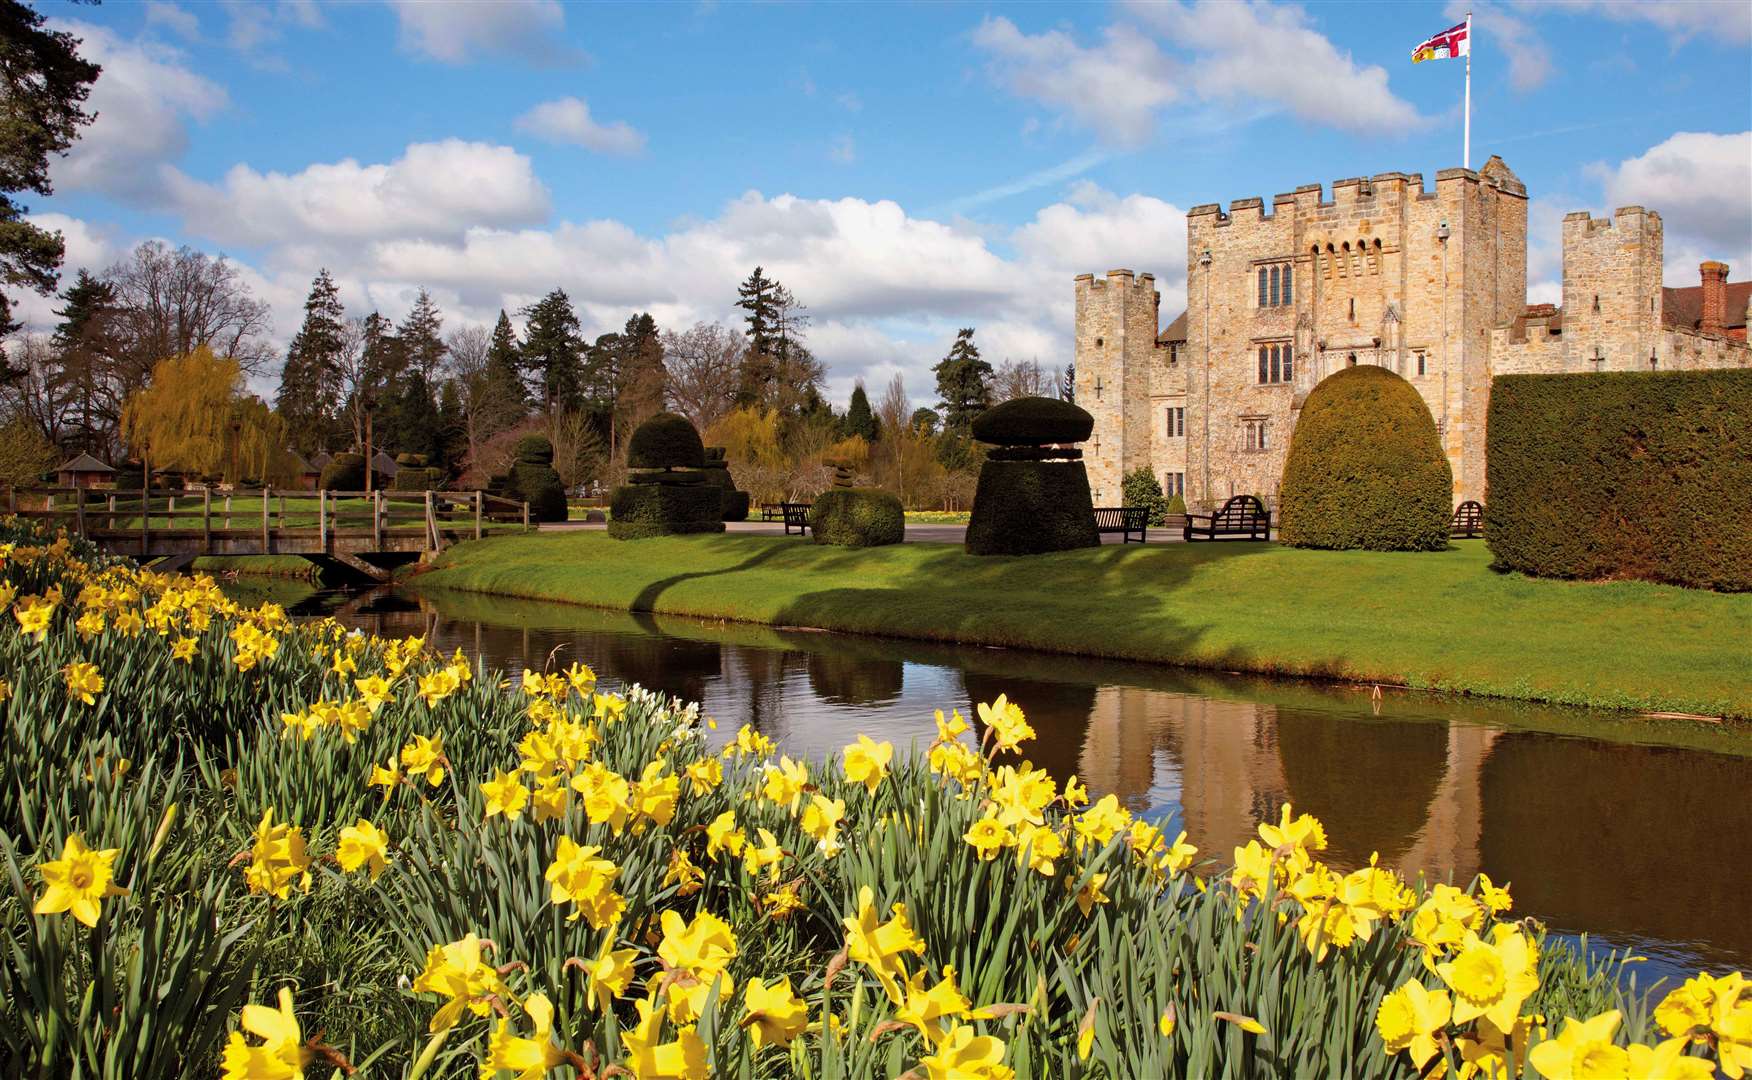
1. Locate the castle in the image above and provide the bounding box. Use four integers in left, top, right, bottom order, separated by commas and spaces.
1074, 156, 1751, 507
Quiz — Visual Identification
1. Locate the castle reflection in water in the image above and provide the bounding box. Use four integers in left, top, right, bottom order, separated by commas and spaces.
322, 587, 1752, 974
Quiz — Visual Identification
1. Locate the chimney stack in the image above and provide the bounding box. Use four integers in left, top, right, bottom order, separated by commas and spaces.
1699, 261, 1729, 336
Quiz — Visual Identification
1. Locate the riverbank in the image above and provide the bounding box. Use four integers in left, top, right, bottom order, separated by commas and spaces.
411, 531, 1752, 719
188, 554, 320, 579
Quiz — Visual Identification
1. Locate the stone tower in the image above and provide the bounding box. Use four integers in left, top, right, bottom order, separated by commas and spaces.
1073, 269, 1159, 502
1561, 206, 1664, 370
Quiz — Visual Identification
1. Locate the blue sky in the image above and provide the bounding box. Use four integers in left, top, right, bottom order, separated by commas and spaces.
23, 0, 1752, 404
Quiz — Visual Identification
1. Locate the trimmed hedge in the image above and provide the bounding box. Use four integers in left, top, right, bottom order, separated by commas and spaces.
809, 488, 904, 547
970, 396, 1093, 446
513, 436, 554, 466
390, 466, 445, 491
627, 412, 705, 470
318, 452, 365, 491
964, 460, 1099, 556
504, 435, 567, 522
721, 490, 751, 522
1279, 365, 1452, 551
607, 484, 725, 538
1486, 369, 1752, 591
1121, 466, 1169, 526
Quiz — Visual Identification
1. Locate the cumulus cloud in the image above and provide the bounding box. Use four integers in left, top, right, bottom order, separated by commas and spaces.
387, 0, 583, 65
1450, 1, 1552, 91
165, 140, 553, 249
971, 16, 1182, 147
1586, 131, 1752, 286
1527, 0, 1752, 44
48, 20, 227, 203
144, 2, 200, 41
514, 98, 646, 155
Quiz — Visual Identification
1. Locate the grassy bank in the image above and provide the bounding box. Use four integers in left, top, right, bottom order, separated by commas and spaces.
413, 531, 1752, 719
187, 553, 321, 579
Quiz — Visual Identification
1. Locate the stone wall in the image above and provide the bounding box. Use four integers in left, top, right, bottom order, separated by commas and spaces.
1074, 270, 1160, 502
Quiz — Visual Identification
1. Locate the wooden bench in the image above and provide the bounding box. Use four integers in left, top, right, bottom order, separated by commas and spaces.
759, 503, 783, 522
1092, 506, 1149, 543
1183, 495, 1271, 541
1450, 500, 1484, 539
781, 502, 812, 536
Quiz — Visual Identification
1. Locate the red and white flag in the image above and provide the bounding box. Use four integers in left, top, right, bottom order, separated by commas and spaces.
1411, 20, 1470, 62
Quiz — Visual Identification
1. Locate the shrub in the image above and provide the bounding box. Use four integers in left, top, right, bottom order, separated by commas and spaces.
965, 460, 1100, 555
511, 461, 567, 522
607, 483, 724, 538
970, 396, 1093, 446
394, 452, 427, 468
721, 489, 751, 522
1487, 369, 1752, 591
1121, 466, 1169, 525
809, 488, 904, 547
318, 452, 366, 491
390, 466, 445, 491
1166, 494, 1187, 515
513, 435, 554, 466
627, 412, 705, 470
1279, 366, 1451, 551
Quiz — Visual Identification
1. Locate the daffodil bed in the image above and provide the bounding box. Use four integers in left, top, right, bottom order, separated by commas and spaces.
1, 520, 1748, 1080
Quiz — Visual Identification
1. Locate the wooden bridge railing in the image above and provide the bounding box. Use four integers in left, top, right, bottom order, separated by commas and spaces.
2, 486, 531, 555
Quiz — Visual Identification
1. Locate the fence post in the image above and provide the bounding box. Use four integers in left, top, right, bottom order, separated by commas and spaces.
106, 492, 115, 530
224, 494, 232, 530
373, 490, 383, 549
5, 485, 13, 515
75, 485, 86, 537
424, 489, 437, 550
319, 488, 328, 550
261, 486, 271, 553
474, 490, 483, 541
139, 485, 149, 558
203, 487, 212, 553
522, 500, 530, 531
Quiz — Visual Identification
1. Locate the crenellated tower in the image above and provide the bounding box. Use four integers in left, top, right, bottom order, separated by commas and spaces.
1074, 269, 1160, 502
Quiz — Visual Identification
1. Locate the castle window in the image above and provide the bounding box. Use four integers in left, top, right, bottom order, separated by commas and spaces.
1592, 294, 1600, 313
1269, 266, 1280, 306
1242, 417, 1269, 452
1165, 406, 1185, 437
1283, 343, 1293, 382
1164, 471, 1185, 497
1349, 297, 1356, 321
1094, 337, 1103, 348
1258, 268, 1268, 307
1169, 344, 1179, 365
1258, 346, 1269, 383
1415, 350, 1427, 376
1282, 265, 1293, 305
1257, 343, 1292, 385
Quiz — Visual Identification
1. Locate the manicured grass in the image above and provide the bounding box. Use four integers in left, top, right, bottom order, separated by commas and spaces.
412, 532, 1752, 719
187, 554, 322, 578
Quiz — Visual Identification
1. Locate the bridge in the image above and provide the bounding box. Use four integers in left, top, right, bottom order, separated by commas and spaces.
3, 486, 531, 581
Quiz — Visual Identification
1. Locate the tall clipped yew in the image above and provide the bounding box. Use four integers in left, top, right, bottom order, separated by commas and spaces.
1279, 365, 1451, 551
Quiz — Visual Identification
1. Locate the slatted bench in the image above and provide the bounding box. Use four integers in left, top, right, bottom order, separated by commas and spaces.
1450, 499, 1484, 539
760, 503, 783, 522
1183, 495, 1271, 541
781, 502, 812, 536
1092, 506, 1149, 543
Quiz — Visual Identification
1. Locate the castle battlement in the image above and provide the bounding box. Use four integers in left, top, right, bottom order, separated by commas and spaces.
1186, 161, 1527, 228
1075, 269, 1156, 290
1564, 207, 1662, 233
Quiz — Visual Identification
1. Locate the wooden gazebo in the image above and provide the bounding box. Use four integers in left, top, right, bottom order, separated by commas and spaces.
55, 453, 114, 489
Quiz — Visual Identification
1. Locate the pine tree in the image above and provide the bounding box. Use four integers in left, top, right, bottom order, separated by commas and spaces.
843, 381, 878, 441
484, 309, 527, 422
51, 269, 119, 453
397, 290, 446, 383
520, 289, 585, 412
932, 328, 992, 434
1062, 362, 1076, 404
735, 266, 779, 356
618, 312, 666, 424
276, 269, 346, 453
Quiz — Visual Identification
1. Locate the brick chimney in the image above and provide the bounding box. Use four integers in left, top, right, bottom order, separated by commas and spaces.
1699, 260, 1729, 336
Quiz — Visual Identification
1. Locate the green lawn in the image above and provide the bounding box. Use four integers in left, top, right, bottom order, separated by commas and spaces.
411, 532, 1752, 719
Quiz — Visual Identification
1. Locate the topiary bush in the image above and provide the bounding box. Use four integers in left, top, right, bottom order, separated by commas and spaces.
1487, 369, 1752, 591
608, 484, 725, 538
1166, 494, 1187, 515
513, 435, 554, 466
1121, 466, 1169, 525
971, 396, 1094, 446
809, 488, 903, 547
965, 396, 1099, 556
1278, 366, 1451, 551
627, 412, 705, 470
698, 445, 751, 521
318, 452, 365, 491
390, 465, 445, 491
721, 490, 751, 522
505, 435, 567, 522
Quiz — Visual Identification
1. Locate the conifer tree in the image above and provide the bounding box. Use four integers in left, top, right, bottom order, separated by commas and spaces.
484, 309, 527, 421
932, 328, 992, 434
520, 288, 585, 412
396, 289, 446, 383
843, 380, 879, 441
51, 269, 119, 453
276, 268, 346, 453
735, 266, 779, 356
1062, 362, 1076, 404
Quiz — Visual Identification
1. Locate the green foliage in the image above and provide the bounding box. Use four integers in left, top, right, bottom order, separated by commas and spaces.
1122, 466, 1169, 525
1487, 370, 1752, 591
932, 327, 993, 433
514, 434, 555, 465
970, 396, 1094, 447
1279, 366, 1452, 552
842, 382, 879, 441
808, 488, 904, 547
607, 483, 724, 538
965, 460, 1100, 556
318, 452, 365, 491
275, 269, 346, 454
0, 417, 56, 487
511, 461, 567, 522
1167, 494, 1187, 515
627, 411, 706, 470
389, 466, 444, 491
519, 288, 586, 412
721, 489, 751, 522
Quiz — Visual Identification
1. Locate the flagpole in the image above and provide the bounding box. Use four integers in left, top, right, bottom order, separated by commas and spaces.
1463, 11, 1473, 169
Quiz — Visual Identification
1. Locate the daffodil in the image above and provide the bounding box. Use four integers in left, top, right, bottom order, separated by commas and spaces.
571, 762, 633, 833
171, 635, 198, 662
244, 808, 311, 900
761, 756, 809, 813
33, 833, 128, 927
14, 596, 55, 642
412, 933, 509, 1033
978, 695, 1034, 754
1072, 795, 1131, 851
220, 986, 307, 1080
964, 816, 1011, 861
1528, 1010, 1625, 1080
1375, 979, 1452, 1069
399, 734, 447, 787
658, 909, 738, 980
633, 760, 680, 827
918, 1023, 1014, 1080
705, 810, 745, 861
354, 674, 392, 713
1477, 873, 1513, 914
620, 998, 709, 1080
683, 757, 721, 794
336, 819, 389, 880
1439, 925, 1540, 1033
585, 934, 638, 1012
762, 881, 805, 918
740, 976, 807, 1048
481, 991, 566, 1080
742, 828, 784, 881
799, 793, 845, 853
1070, 871, 1111, 916
663, 848, 705, 896
1625, 1036, 1717, 1079
842, 885, 926, 1004
545, 836, 625, 928
842, 734, 893, 794
63, 661, 104, 704
481, 770, 530, 820
896, 966, 979, 1046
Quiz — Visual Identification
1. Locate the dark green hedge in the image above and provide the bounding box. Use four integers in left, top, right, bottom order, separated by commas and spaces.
607, 483, 725, 539
1486, 370, 1752, 591
627, 412, 705, 470
965, 460, 1099, 555
1121, 466, 1168, 525
970, 396, 1093, 446
318, 452, 365, 491
809, 489, 904, 547
721, 490, 750, 522
514, 435, 554, 466
390, 466, 445, 491
1279, 365, 1452, 551
511, 461, 567, 523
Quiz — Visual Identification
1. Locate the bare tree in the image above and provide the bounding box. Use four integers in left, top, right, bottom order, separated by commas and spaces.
992, 358, 1051, 402
876, 374, 911, 505
443, 323, 522, 469
331, 318, 372, 450
0, 333, 76, 447
662, 321, 742, 430
104, 241, 274, 391
546, 407, 606, 493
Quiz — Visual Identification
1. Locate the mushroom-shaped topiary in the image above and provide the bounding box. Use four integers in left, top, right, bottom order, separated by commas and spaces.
964, 396, 1098, 556
1278, 365, 1452, 551
513, 435, 555, 466
627, 412, 706, 470
506, 434, 567, 522
971, 396, 1094, 446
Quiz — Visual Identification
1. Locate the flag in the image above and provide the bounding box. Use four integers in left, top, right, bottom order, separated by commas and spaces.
1411, 20, 1469, 62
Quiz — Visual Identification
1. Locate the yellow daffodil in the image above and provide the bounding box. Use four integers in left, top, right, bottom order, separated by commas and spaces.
799, 793, 846, 855
399, 734, 447, 787
663, 848, 705, 896
63, 661, 104, 705
620, 998, 709, 1080
896, 967, 979, 1046
243, 808, 311, 900
1626, 1035, 1717, 1079
1528, 1010, 1625, 1080
585, 934, 638, 1012
75, 609, 104, 639
33, 833, 128, 927
762, 881, 805, 919
742, 828, 784, 881
545, 836, 625, 928
658, 909, 738, 981
1439, 925, 1540, 1034
683, 757, 721, 795
842, 885, 926, 1004
964, 816, 1011, 861
336, 819, 389, 880
633, 760, 680, 827
761, 756, 809, 813
481, 770, 530, 820
1063, 774, 1089, 808
978, 695, 1034, 754
842, 734, 893, 795
918, 1023, 1014, 1080
412, 933, 509, 1033
741, 976, 807, 1048
571, 762, 633, 833
530, 776, 569, 823
1072, 794, 1131, 852
14, 596, 55, 642
354, 674, 392, 713
1477, 873, 1513, 914
171, 635, 198, 662
220, 986, 307, 1080
1071, 871, 1111, 917
481, 991, 566, 1080
1375, 979, 1452, 1069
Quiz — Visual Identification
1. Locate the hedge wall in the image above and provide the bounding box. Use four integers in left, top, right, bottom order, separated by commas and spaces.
318, 453, 365, 491
809, 489, 904, 547
964, 460, 1099, 556
1486, 369, 1752, 591
607, 484, 725, 539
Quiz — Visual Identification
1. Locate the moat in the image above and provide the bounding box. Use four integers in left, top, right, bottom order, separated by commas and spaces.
251, 579, 1752, 981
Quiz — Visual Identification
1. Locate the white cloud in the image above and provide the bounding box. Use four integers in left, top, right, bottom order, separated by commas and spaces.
1451, 2, 1551, 91
48, 20, 227, 203
166, 140, 553, 249
144, 2, 200, 41
514, 98, 646, 155
1126, 0, 1420, 134
387, 0, 582, 65
1586, 131, 1752, 285
1526, 0, 1752, 45
828, 135, 856, 164
1523, 197, 1568, 304
971, 16, 1182, 147
9, 214, 119, 330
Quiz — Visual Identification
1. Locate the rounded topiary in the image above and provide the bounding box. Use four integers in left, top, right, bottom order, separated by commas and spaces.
1278, 365, 1452, 551
608, 484, 725, 538
809, 488, 904, 547
627, 412, 705, 470
514, 435, 555, 466
394, 452, 427, 468
391, 466, 445, 491
319, 452, 366, 491
964, 461, 1099, 555
721, 490, 751, 522
512, 462, 567, 522
970, 396, 1094, 447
